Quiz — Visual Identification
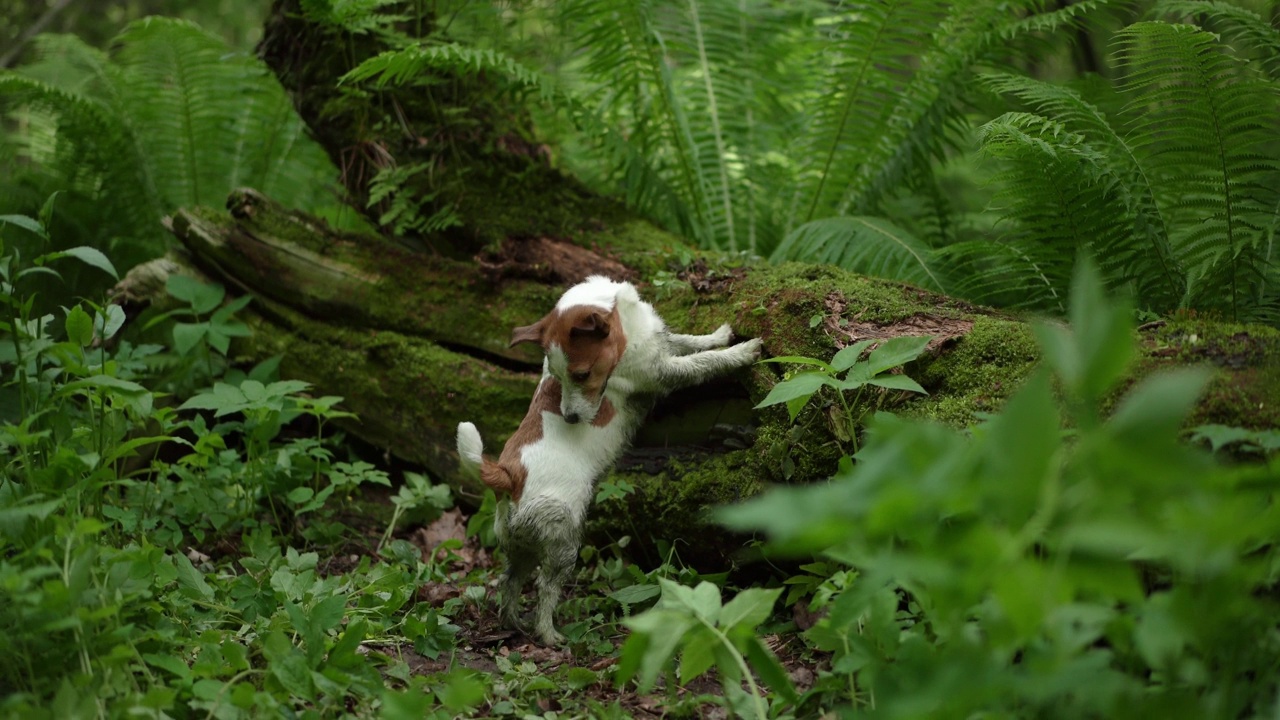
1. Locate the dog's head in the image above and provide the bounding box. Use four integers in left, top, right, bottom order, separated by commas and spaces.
510, 304, 626, 425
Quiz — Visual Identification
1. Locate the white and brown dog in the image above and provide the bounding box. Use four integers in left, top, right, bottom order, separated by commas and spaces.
456, 275, 762, 645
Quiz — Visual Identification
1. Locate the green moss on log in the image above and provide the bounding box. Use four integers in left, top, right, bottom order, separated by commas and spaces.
908, 317, 1041, 426
236, 301, 538, 497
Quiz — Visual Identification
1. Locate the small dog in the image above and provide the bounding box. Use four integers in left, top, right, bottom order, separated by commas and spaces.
456, 275, 762, 645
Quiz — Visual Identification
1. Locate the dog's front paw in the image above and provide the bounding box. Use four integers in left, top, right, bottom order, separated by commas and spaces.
710, 323, 734, 347
737, 337, 764, 363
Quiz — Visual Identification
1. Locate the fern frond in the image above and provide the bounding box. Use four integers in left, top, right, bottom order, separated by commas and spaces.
0, 71, 165, 257
979, 111, 1138, 301
340, 36, 694, 236
1118, 21, 1280, 318
792, 0, 946, 226
934, 239, 1063, 311
831, 0, 1123, 219
299, 0, 408, 35
112, 18, 338, 214
341, 42, 556, 100
3, 19, 344, 271
979, 71, 1184, 302
562, 0, 713, 243
1151, 1, 1280, 77
771, 216, 945, 292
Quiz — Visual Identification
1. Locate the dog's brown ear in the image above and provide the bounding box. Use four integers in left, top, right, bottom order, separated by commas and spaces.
509, 319, 545, 348
570, 311, 610, 338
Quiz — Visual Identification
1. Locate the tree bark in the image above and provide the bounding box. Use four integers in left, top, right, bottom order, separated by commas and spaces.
119, 1, 1280, 565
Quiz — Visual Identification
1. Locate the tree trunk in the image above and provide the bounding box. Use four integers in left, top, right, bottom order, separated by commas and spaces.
120, 1, 1280, 565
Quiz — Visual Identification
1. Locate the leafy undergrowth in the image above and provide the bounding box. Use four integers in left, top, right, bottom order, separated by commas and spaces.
5, 208, 1280, 719
0, 207, 817, 719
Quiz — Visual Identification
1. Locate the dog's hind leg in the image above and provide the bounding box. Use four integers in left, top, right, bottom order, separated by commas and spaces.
511, 498, 580, 646
533, 540, 577, 646
499, 544, 537, 633
666, 324, 733, 355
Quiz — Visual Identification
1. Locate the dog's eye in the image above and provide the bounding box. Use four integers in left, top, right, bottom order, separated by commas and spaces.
570, 371, 590, 383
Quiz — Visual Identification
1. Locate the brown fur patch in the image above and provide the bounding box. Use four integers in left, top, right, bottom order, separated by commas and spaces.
544, 305, 628, 408
485, 377, 561, 502
483, 302, 628, 501
591, 396, 617, 427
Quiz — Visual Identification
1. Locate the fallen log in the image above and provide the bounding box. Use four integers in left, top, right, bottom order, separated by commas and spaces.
114, 187, 1280, 565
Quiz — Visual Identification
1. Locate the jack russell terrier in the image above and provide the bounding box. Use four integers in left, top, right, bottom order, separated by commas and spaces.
456, 275, 762, 645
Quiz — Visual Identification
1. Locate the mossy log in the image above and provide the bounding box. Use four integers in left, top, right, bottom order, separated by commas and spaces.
139, 187, 1280, 566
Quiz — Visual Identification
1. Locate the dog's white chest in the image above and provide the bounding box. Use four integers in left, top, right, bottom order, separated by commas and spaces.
517, 411, 628, 520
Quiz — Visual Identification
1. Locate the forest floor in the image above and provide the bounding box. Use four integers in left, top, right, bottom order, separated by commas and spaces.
327, 495, 825, 718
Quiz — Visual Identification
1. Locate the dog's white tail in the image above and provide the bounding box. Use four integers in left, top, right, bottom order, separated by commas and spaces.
457, 421, 522, 498
456, 422, 485, 479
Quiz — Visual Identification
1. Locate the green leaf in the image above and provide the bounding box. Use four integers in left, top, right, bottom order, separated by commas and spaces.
755, 372, 834, 421
210, 294, 252, 323
310, 593, 347, 633
979, 371, 1061, 522
564, 667, 598, 690
205, 327, 231, 355
1068, 258, 1133, 400
287, 487, 316, 504
172, 321, 208, 356
719, 587, 782, 632
222, 641, 250, 672
1189, 424, 1280, 454
64, 305, 94, 347
758, 355, 835, 372
95, 304, 127, 341
328, 618, 367, 669
678, 625, 719, 684
166, 275, 225, 315
830, 339, 877, 373
263, 630, 315, 699
859, 374, 927, 394
609, 584, 661, 606
436, 670, 486, 712
862, 335, 932, 377
56, 247, 119, 281
62, 375, 148, 396
381, 688, 435, 720
38, 190, 60, 230
1107, 367, 1213, 442
172, 552, 214, 601
661, 579, 722, 624
1034, 321, 1080, 391
178, 382, 248, 415
1134, 592, 1188, 669
0, 214, 48, 239
241, 379, 267, 403
622, 609, 696, 692
143, 653, 192, 680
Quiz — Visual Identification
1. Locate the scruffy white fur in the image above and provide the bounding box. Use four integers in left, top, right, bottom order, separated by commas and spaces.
457, 276, 761, 644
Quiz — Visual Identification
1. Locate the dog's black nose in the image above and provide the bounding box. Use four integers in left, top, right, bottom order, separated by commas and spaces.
564, 413, 581, 424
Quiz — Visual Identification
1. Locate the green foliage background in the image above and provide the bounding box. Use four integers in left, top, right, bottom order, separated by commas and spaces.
2, 0, 1280, 717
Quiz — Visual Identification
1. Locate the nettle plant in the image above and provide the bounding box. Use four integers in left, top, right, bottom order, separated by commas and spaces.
719, 260, 1280, 717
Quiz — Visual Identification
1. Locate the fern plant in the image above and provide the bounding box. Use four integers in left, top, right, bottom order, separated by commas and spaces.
0, 18, 347, 290
973, 10, 1280, 320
